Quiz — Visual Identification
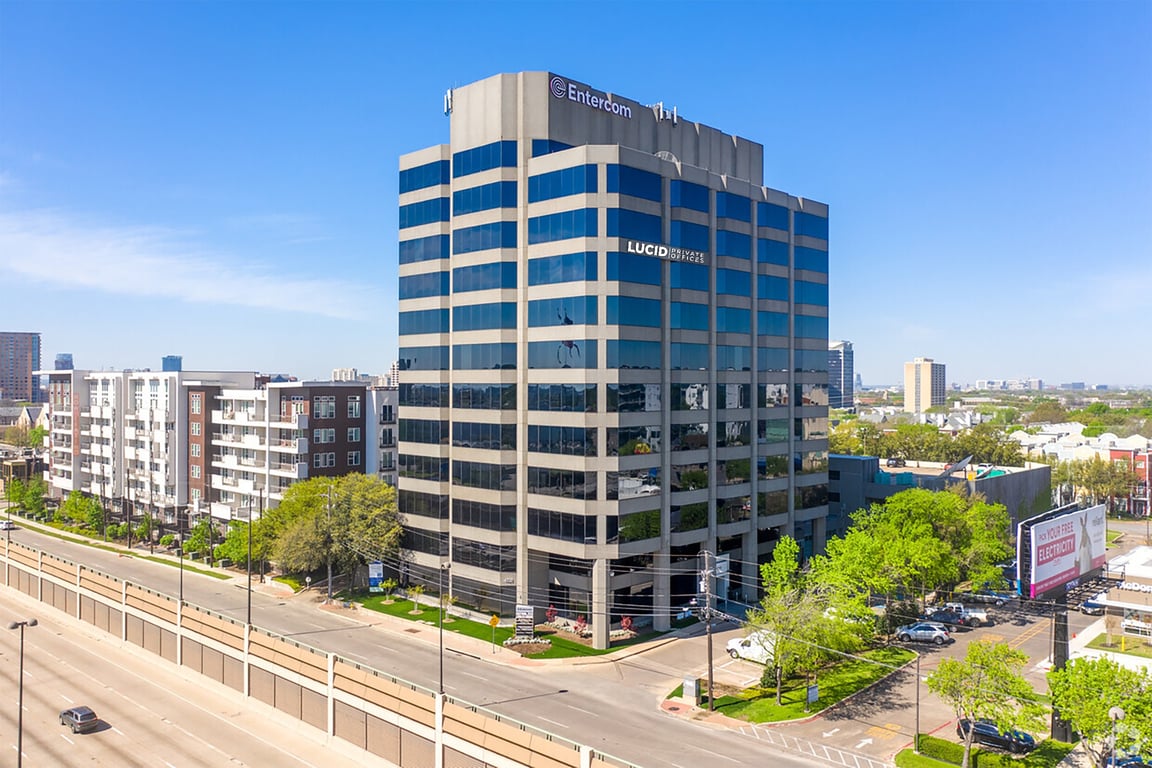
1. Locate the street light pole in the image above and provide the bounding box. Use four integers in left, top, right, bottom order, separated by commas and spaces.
438, 562, 451, 695
1109, 706, 1125, 767
246, 496, 253, 627
914, 653, 922, 753
178, 545, 184, 604
7, 617, 38, 768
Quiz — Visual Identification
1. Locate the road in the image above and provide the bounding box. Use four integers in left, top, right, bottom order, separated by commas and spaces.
0, 588, 386, 768
0, 520, 830, 768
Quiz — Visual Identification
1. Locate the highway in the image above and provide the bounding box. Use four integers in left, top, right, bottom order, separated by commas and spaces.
0, 588, 388, 767
0, 521, 830, 768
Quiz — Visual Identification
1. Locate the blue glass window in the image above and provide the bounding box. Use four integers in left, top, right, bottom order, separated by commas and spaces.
453, 261, 516, 293
452, 460, 516, 490
531, 139, 573, 157
400, 160, 450, 193
400, 234, 450, 264
528, 251, 597, 285
670, 180, 709, 212
795, 246, 828, 273
795, 314, 829, 339
399, 418, 448, 445
796, 280, 829, 306
758, 311, 788, 336
453, 302, 517, 331
607, 340, 660, 369
758, 347, 788, 372
607, 209, 662, 242
717, 230, 751, 260
717, 268, 751, 296
671, 301, 708, 330
607, 296, 660, 327
758, 238, 788, 265
399, 271, 449, 299
399, 198, 450, 229
453, 343, 516, 370
607, 165, 662, 202
454, 181, 517, 215
453, 383, 516, 410
758, 274, 789, 301
795, 349, 830, 372
528, 340, 597, 369
528, 165, 597, 202
670, 262, 708, 291
527, 425, 597, 457
717, 345, 751, 370
757, 202, 789, 230
528, 383, 597, 412
453, 221, 517, 254
453, 422, 517, 450
716, 192, 751, 222
528, 296, 597, 326
608, 251, 661, 285
398, 345, 449, 371
671, 220, 709, 252
400, 383, 448, 408
453, 140, 517, 178
671, 343, 709, 370
399, 308, 449, 335
795, 212, 829, 240
528, 208, 598, 243
716, 307, 751, 333
399, 454, 448, 482
527, 467, 596, 500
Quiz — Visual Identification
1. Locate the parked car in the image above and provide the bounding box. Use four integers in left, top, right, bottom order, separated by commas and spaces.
886, 457, 906, 467
60, 706, 100, 734
956, 719, 1036, 754
1107, 755, 1149, 768
926, 603, 989, 627
0, 520, 16, 531
896, 622, 953, 645
726, 630, 776, 663
964, 590, 1014, 607
1080, 595, 1107, 615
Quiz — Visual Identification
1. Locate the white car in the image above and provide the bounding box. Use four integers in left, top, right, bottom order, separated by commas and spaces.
726, 631, 776, 663
0, 520, 16, 531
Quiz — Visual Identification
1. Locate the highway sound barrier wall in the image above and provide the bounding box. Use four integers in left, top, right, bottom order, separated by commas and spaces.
2, 539, 636, 768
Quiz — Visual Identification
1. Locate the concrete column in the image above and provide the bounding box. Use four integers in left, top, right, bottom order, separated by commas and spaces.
653, 550, 671, 632
580, 744, 593, 768
591, 557, 610, 650
243, 624, 251, 697
811, 515, 827, 558
327, 652, 336, 737
434, 692, 445, 768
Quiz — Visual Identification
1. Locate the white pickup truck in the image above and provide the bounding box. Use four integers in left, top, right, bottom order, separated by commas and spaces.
932, 602, 990, 627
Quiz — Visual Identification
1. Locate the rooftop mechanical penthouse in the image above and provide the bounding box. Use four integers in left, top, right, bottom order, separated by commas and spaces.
397, 72, 830, 648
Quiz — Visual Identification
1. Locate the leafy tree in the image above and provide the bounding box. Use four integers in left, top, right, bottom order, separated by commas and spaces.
27, 425, 47, 447
1027, 399, 1067, 425
183, 517, 214, 556
215, 520, 254, 566
927, 640, 1044, 768
1048, 657, 1152, 766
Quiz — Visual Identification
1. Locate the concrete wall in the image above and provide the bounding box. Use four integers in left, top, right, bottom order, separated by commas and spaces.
1, 539, 633, 768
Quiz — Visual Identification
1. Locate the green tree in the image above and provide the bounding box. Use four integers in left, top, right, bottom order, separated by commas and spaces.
927, 640, 1044, 768
1047, 656, 1152, 766
1027, 399, 1067, 425
27, 425, 48, 447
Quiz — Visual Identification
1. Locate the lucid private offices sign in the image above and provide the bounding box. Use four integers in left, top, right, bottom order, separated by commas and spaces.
625, 239, 708, 265
550, 75, 633, 119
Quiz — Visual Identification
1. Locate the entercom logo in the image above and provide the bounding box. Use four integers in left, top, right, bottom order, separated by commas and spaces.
550, 76, 567, 99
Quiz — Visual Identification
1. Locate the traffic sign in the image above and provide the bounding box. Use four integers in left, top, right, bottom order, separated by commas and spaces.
488, 614, 499, 628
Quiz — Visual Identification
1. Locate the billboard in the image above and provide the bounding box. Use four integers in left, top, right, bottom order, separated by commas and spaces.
1021, 504, 1106, 599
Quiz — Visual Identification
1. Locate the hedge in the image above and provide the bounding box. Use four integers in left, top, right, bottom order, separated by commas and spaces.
918, 734, 966, 765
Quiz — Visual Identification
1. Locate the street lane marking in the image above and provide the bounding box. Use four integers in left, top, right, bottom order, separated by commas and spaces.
458, 671, 487, 680
537, 716, 568, 729
61, 694, 74, 704
566, 705, 597, 717
112, 726, 125, 736
60, 734, 74, 745
981, 633, 1005, 645
694, 746, 740, 763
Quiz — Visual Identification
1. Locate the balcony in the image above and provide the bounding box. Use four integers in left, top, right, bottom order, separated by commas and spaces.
272, 412, 308, 430
270, 437, 308, 453
270, 461, 307, 479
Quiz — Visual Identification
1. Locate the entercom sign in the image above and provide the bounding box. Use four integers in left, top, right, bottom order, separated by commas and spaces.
1029, 504, 1106, 598
550, 75, 633, 119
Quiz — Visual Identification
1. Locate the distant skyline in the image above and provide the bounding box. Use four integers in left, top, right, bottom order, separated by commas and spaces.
1, 1, 1149, 386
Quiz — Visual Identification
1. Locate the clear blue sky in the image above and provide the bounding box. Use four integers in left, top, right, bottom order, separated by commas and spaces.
1, 1, 1149, 387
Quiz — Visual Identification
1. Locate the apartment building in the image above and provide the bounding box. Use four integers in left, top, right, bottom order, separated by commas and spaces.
903, 357, 946, 413
1, 331, 42, 402
398, 72, 830, 647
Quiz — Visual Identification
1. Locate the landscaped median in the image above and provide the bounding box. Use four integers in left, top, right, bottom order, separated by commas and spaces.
353, 591, 677, 660
894, 734, 1073, 768
666, 646, 917, 722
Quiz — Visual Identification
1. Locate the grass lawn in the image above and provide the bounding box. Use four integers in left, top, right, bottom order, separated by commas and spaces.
894, 740, 1073, 768
1107, 529, 1124, 546
1086, 632, 1152, 659
355, 593, 662, 659
706, 646, 917, 723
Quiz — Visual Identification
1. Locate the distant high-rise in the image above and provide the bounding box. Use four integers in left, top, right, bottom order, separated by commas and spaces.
854, 372, 863, 389
828, 341, 854, 409
162, 355, 183, 372
903, 357, 946, 413
387, 360, 400, 388
0, 331, 41, 401
332, 367, 359, 382
55, 353, 74, 370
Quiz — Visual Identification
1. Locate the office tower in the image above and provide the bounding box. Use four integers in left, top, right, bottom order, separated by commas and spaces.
162, 355, 183, 372
332, 367, 359, 382
828, 341, 854, 410
903, 357, 946, 413
0, 331, 42, 402
55, 353, 74, 371
398, 72, 830, 647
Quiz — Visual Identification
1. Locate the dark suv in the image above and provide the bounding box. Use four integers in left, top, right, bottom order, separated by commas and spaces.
60, 706, 100, 734
886, 457, 906, 467
956, 719, 1035, 753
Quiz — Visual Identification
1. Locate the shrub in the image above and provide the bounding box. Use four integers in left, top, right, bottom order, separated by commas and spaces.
895, 749, 955, 768
159, 534, 175, 547
917, 734, 964, 766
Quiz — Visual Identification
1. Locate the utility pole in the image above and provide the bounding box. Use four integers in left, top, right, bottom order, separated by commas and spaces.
701, 549, 715, 712
326, 483, 333, 603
